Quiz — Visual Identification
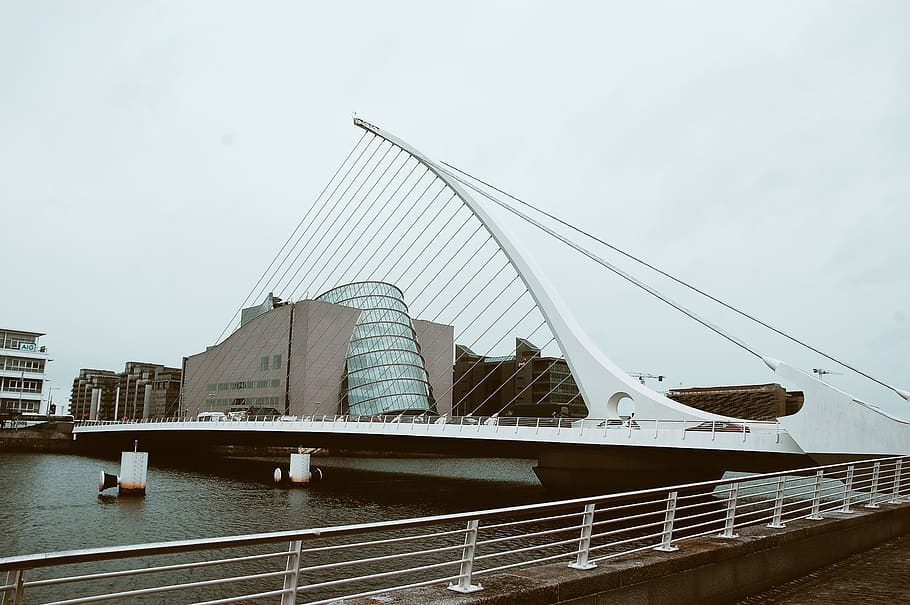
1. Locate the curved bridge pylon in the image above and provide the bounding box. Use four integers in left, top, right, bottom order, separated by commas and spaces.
352, 117, 727, 424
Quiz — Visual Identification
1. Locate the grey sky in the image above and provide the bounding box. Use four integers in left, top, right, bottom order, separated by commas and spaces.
2, 1, 907, 414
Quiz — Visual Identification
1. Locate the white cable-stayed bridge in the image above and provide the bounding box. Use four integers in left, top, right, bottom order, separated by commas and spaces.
73, 117, 909, 492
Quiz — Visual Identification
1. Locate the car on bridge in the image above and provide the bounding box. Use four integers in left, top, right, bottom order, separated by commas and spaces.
197, 412, 227, 422
684, 421, 750, 433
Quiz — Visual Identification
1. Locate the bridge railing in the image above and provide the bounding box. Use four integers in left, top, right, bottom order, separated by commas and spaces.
74, 415, 789, 442
2, 456, 906, 605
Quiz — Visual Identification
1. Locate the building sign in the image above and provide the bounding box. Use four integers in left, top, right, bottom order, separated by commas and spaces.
18, 343, 36, 352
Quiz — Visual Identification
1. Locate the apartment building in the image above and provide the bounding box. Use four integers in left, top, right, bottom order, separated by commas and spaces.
0, 329, 50, 414
69, 362, 182, 420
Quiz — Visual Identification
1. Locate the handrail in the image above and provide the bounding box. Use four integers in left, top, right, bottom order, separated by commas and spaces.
71, 416, 792, 453
1, 456, 907, 604
73, 415, 787, 433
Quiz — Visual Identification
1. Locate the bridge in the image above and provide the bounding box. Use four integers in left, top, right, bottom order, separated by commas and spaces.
74, 116, 909, 489
74, 414, 807, 491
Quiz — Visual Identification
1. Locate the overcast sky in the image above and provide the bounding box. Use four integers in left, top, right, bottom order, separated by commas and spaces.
2, 1, 907, 415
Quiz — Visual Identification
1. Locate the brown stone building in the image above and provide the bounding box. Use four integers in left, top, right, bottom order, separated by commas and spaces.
69, 363, 182, 421
453, 338, 586, 417
666, 383, 804, 420
69, 369, 119, 420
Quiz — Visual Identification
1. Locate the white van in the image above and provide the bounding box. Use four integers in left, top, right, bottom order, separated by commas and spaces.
197, 411, 227, 422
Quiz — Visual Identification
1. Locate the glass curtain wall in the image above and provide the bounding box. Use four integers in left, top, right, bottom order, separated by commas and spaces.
317, 282, 433, 416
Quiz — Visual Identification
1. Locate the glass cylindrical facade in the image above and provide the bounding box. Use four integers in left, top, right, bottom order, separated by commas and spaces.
317, 282, 432, 415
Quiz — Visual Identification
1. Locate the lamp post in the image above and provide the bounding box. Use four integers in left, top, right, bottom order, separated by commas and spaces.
33, 358, 54, 414
47, 387, 61, 415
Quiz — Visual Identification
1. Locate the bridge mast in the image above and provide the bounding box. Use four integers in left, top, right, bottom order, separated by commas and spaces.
352, 117, 725, 422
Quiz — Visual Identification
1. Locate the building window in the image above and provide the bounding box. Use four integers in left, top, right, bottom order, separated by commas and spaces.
272, 354, 281, 370
260, 356, 269, 371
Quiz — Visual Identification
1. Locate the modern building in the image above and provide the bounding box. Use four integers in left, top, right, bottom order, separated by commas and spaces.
0, 329, 51, 415
453, 338, 587, 417
666, 384, 804, 421
182, 282, 454, 418
69, 362, 182, 421
70, 369, 119, 420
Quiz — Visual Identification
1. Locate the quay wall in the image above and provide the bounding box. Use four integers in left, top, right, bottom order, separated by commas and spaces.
0, 429, 75, 453
359, 501, 910, 605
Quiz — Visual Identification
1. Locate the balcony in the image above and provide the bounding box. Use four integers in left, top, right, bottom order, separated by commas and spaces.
0, 389, 42, 402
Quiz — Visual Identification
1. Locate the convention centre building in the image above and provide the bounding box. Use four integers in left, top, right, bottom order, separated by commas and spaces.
182, 282, 454, 418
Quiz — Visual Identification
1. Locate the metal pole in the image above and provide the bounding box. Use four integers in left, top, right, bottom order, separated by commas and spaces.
448, 519, 482, 593
654, 491, 679, 552
4, 569, 25, 605
840, 465, 854, 514
716, 484, 739, 538
808, 470, 824, 520
767, 476, 786, 528
890, 459, 904, 504
569, 503, 597, 569
280, 540, 303, 605
865, 462, 881, 509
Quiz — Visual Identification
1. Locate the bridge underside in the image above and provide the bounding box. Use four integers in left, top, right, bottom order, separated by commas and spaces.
73, 430, 813, 495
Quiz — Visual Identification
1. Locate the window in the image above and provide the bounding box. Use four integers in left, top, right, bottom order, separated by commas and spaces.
272, 354, 281, 370
260, 356, 269, 371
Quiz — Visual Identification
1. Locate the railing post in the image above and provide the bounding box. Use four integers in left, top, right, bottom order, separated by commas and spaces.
889, 459, 904, 504
569, 503, 597, 570
767, 476, 786, 528
3, 569, 25, 605
840, 465, 854, 513
716, 484, 739, 538
865, 462, 881, 509
281, 540, 303, 605
448, 519, 483, 593
654, 491, 679, 552
808, 470, 824, 520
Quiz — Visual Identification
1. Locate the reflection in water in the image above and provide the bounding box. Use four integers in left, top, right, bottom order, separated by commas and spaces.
0, 453, 544, 556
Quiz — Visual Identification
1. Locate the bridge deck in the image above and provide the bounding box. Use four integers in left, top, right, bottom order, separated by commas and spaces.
73, 416, 802, 454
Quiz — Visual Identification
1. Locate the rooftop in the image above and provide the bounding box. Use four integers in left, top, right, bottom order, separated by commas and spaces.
0, 329, 45, 338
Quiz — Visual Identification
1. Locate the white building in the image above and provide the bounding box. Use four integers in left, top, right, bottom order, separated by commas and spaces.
0, 329, 50, 414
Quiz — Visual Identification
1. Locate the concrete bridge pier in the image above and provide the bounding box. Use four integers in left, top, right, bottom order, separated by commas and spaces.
274, 448, 323, 485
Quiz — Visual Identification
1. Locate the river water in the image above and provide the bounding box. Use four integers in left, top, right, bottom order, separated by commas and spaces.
0, 452, 546, 558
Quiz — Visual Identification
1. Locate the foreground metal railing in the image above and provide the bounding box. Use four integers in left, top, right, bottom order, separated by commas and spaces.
2, 456, 907, 604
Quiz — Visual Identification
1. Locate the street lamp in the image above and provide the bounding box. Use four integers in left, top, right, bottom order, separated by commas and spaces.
47, 386, 61, 415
